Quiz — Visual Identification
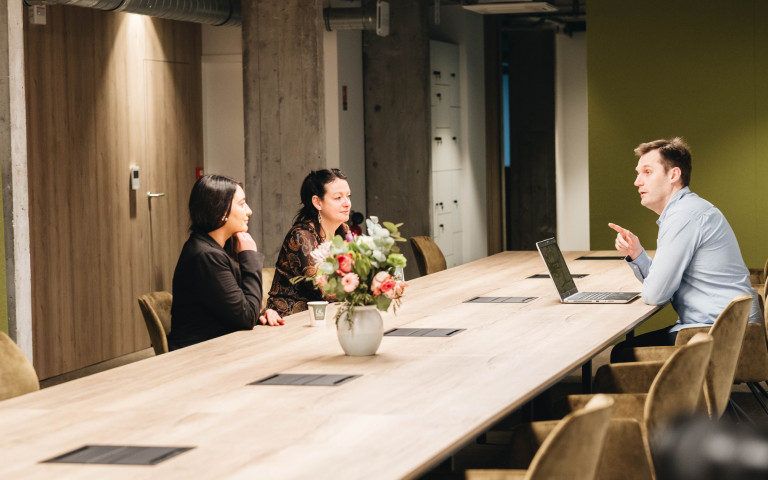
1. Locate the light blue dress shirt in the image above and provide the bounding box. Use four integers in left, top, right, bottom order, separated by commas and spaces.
628, 187, 761, 332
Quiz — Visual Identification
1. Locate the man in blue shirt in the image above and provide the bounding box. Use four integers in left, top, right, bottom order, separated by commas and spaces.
609, 138, 760, 359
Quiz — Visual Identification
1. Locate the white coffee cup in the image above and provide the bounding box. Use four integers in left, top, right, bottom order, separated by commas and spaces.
307, 301, 329, 327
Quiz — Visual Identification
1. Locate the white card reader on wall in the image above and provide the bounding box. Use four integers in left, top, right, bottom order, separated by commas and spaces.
130, 166, 140, 190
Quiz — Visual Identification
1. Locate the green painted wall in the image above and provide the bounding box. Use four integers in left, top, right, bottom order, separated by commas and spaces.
588, 0, 768, 332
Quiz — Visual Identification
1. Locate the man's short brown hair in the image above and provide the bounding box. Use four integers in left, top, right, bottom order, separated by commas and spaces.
634, 137, 692, 187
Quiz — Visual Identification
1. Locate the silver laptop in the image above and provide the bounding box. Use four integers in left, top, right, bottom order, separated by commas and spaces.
535, 238, 640, 304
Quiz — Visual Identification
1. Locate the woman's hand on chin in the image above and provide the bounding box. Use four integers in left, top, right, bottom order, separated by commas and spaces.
234, 232, 258, 252
259, 308, 284, 326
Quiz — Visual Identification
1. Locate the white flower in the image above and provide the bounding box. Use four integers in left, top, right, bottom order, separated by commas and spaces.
310, 241, 332, 265
330, 242, 349, 256
319, 261, 335, 276
372, 250, 387, 264
365, 216, 380, 233
357, 235, 375, 250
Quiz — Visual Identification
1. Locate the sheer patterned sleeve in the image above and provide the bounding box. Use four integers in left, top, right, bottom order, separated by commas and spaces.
285, 228, 320, 279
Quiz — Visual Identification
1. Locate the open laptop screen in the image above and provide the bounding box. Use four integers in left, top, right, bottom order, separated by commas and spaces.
536, 238, 578, 300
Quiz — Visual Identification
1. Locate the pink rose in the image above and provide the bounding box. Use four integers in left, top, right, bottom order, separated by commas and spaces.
336, 254, 355, 275
371, 271, 395, 296
345, 232, 355, 242
386, 280, 408, 299
316, 275, 328, 287
341, 273, 359, 293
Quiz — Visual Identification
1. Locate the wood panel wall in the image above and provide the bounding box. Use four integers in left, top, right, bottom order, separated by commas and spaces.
24, 7, 201, 379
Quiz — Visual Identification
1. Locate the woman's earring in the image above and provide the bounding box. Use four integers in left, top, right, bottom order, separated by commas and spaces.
223, 216, 228, 222
318, 212, 323, 223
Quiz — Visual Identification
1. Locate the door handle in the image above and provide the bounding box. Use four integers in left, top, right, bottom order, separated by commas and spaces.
147, 192, 166, 198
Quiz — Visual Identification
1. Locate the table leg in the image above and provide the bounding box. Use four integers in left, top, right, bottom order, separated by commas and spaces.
582, 360, 592, 394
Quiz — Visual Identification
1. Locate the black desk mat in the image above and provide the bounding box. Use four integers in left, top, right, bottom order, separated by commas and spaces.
384, 328, 464, 337
528, 273, 588, 279
250, 373, 360, 386
42, 445, 194, 466
463, 296, 536, 303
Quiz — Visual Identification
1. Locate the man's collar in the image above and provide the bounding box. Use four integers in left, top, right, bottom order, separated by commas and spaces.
657, 186, 691, 224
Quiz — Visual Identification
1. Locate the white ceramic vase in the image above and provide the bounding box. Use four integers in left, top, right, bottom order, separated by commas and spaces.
336, 305, 384, 356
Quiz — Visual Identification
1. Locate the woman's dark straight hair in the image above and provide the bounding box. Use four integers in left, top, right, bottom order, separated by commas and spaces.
294, 169, 347, 226
189, 174, 241, 234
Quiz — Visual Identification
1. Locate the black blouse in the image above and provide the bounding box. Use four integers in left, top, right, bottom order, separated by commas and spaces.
167, 232, 264, 350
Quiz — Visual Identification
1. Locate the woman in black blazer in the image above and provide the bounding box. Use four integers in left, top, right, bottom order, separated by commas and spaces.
167, 175, 283, 350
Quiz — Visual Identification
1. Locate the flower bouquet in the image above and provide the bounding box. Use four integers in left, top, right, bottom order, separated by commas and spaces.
292, 217, 409, 324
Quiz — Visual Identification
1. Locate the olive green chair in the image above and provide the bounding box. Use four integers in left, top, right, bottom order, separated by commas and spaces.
137, 291, 172, 355
567, 333, 714, 480
409, 236, 447, 276
466, 395, 615, 480
0, 331, 39, 401
262, 267, 275, 311
608, 294, 752, 419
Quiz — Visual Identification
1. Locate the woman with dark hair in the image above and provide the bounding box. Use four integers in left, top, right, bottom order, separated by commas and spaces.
267, 169, 351, 317
167, 175, 283, 350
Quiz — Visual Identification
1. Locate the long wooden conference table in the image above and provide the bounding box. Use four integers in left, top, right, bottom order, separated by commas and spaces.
0, 251, 660, 479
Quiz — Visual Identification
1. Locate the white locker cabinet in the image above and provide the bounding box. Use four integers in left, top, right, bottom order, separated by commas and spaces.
429, 40, 463, 268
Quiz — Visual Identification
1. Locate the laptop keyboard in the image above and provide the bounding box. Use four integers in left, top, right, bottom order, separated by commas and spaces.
572, 292, 614, 301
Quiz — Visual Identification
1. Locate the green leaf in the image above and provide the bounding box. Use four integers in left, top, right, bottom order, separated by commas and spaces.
375, 295, 392, 311
383, 221, 398, 233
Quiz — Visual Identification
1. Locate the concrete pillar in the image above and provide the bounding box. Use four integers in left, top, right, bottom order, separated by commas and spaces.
242, 1, 326, 264
0, 2, 32, 359
363, 0, 431, 279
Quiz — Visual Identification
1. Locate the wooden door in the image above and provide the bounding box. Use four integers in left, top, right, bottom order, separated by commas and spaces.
144, 60, 200, 292
24, 7, 201, 379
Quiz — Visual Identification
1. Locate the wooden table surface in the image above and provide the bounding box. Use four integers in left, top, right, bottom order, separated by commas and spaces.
0, 251, 660, 480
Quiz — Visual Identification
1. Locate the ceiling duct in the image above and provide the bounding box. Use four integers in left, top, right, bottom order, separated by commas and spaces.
462, 1, 557, 14
23, 0, 242, 26
324, 0, 389, 36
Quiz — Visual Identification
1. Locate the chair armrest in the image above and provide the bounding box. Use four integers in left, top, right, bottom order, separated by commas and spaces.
734, 323, 768, 382
673, 327, 710, 346
466, 469, 527, 480
486, 421, 560, 467
593, 361, 665, 394
527, 420, 560, 444
628, 346, 678, 362
596, 418, 655, 480
566, 393, 647, 424
612, 344, 679, 363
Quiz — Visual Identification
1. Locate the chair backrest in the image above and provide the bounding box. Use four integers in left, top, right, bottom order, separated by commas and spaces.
137, 291, 172, 355
0, 331, 39, 401
645, 333, 713, 439
262, 267, 275, 311
527, 394, 615, 480
409, 236, 447, 276
700, 294, 752, 417
673, 295, 754, 417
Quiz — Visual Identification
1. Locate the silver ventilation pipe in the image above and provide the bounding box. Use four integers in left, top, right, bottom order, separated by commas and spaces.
324, 8, 376, 32
324, 0, 389, 36
23, 0, 241, 27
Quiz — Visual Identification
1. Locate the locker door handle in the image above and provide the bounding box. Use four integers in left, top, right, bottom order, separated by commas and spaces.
147, 192, 166, 198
